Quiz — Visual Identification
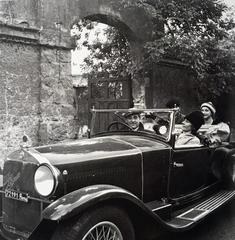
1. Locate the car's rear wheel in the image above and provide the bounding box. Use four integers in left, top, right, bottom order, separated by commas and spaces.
51, 205, 135, 240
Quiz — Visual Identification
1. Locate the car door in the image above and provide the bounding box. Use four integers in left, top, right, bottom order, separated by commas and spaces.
169, 146, 213, 198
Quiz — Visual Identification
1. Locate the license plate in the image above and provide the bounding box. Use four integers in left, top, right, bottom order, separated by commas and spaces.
5, 189, 29, 203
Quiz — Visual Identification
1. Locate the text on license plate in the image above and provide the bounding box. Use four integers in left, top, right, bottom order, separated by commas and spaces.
5, 189, 29, 203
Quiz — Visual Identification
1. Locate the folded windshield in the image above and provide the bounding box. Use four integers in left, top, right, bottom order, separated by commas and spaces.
90, 109, 174, 141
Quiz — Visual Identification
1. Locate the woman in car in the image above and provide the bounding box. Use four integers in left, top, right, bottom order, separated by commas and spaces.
200, 102, 230, 145
175, 111, 204, 146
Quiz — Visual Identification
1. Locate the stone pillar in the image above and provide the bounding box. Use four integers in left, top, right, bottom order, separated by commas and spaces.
38, 46, 76, 144
73, 83, 89, 139
129, 41, 146, 109
0, 21, 77, 161
0, 24, 41, 163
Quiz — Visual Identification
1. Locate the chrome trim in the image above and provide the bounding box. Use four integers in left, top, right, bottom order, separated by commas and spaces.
27, 148, 51, 165
196, 190, 235, 211
28, 195, 52, 204
166, 111, 174, 142
177, 209, 209, 222
90, 108, 175, 143
177, 190, 235, 222
34, 163, 59, 198
152, 203, 172, 212
27, 148, 60, 198
91, 108, 175, 113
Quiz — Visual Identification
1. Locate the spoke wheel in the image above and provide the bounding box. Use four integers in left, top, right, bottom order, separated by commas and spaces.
51, 205, 135, 240
82, 221, 123, 240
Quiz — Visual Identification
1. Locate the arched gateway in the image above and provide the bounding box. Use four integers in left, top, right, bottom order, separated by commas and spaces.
0, 0, 162, 160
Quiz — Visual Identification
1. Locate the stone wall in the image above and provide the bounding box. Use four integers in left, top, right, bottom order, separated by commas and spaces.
0, 23, 77, 163
146, 61, 198, 113
0, 0, 161, 109
38, 47, 76, 144
0, 38, 40, 163
0, 0, 160, 163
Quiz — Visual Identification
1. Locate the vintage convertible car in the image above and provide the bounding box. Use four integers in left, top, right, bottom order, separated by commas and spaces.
1, 108, 235, 240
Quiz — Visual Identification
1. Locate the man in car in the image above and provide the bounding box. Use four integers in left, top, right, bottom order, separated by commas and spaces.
124, 111, 145, 131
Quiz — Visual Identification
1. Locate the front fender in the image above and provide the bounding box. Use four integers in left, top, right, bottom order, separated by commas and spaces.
29, 185, 174, 240
43, 184, 142, 221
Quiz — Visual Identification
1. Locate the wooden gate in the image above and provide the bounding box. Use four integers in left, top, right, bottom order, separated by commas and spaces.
88, 75, 132, 110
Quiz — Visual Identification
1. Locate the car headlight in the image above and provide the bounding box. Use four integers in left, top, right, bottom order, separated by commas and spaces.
34, 164, 58, 197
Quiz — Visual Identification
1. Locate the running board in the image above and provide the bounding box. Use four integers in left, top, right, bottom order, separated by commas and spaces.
146, 200, 172, 219
167, 190, 235, 229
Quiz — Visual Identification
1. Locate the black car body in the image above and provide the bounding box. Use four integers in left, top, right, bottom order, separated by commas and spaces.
1, 108, 235, 240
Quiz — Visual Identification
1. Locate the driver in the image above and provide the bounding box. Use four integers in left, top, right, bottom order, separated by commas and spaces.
124, 111, 144, 131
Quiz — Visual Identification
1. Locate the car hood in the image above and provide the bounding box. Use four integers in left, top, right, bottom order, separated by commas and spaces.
35, 135, 167, 166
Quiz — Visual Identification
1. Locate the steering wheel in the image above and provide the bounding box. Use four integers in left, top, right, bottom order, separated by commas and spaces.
107, 121, 133, 131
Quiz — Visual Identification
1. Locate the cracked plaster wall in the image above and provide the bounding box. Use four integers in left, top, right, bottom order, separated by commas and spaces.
0, 38, 77, 163
0, 0, 162, 164
0, 41, 40, 163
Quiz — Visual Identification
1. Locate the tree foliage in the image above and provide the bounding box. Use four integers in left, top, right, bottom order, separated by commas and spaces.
72, 20, 133, 80
73, 0, 235, 101
137, 0, 235, 101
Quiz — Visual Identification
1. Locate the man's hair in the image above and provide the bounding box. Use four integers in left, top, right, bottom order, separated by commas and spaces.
185, 110, 204, 135
166, 98, 180, 108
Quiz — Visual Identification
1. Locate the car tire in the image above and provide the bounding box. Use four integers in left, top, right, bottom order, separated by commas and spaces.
51, 205, 135, 240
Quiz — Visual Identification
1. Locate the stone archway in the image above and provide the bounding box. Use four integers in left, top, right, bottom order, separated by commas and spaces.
71, 13, 146, 127
44, 0, 159, 108
0, 0, 160, 160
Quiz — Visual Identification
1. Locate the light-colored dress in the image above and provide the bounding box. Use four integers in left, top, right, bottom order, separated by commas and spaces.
175, 132, 200, 146
198, 122, 230, 146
